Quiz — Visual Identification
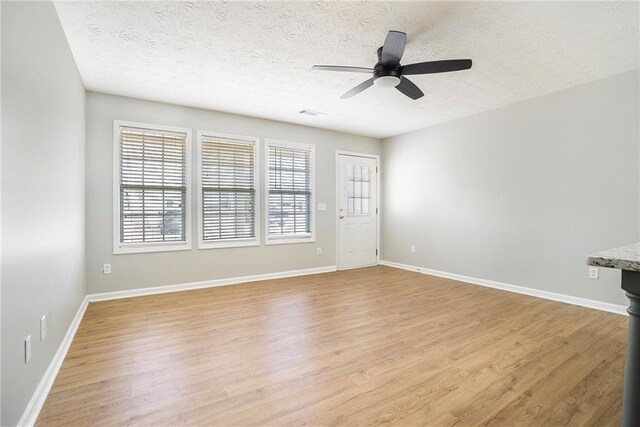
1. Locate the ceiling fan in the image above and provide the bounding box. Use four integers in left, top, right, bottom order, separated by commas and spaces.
312, 30, 472, 100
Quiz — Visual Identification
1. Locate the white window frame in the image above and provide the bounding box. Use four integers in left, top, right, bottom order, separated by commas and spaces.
264, 138, 316, 245
113, 120, 192, 255
197, 131, 260, 249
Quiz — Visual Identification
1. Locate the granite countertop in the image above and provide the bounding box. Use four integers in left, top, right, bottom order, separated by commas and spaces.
587, 243, 640, 272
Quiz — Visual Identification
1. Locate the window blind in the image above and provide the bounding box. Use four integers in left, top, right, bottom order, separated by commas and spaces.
268, 144, 312, 238
201, 136, 256, 241
119, 126, 187, 244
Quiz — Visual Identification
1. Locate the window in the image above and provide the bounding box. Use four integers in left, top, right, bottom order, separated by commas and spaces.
265, 139, 315, 244
113, 120, 192, 254
197, 132, 259, 248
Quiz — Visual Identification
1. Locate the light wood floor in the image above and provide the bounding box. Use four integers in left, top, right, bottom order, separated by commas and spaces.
37, 266, 627, 426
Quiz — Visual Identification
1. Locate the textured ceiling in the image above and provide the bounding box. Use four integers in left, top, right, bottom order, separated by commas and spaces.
54, 1, 639, 139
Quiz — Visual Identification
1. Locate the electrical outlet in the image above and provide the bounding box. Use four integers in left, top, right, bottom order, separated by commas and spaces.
589, 267, 599, 279
410, 245, 416, 253
25, 335, 31, 363
40, 315, 47, 342
317, 247, 322, 255
103, 263, 111, 274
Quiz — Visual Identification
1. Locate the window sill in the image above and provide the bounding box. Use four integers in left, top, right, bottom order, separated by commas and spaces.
198, 239, 260, 250
114, 242, 192, 255
265, 236, 316, 246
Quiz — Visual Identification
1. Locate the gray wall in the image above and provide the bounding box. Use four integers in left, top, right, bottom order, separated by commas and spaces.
382, 70, 640, 307
1, 1, 86, 425
86, 92, 380, 294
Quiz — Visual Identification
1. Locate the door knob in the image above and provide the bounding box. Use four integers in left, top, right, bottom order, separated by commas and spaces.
339, 208, 345, 219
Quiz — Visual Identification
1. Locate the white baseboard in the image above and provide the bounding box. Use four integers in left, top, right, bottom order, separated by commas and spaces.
18, 296, 89, 427
87, 265, 337, 302
380, 260, 628, 316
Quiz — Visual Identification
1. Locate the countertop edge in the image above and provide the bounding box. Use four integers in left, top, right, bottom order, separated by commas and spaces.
586, 242, 640, 272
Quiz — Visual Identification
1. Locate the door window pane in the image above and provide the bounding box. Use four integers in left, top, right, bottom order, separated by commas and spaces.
346, 163, 371, 216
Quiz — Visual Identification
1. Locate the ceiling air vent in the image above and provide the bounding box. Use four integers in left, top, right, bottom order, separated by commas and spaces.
299, 109, 326, 116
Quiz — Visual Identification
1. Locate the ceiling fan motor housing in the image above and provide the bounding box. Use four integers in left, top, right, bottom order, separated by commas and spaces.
373, 49, 401, 87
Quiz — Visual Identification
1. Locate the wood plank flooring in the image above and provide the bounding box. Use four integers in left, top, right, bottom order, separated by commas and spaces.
36, 266, 627, 426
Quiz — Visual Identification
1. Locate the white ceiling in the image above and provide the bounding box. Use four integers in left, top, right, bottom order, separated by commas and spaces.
54, 1, 639, 139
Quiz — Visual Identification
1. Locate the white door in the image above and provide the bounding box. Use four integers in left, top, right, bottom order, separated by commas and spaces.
337, 154, 378, 269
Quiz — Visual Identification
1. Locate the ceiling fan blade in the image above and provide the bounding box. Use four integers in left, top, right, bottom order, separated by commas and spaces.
395, 77, 424, 100
312, 65, 373, 73
402, 59, 472, 75
380, 30, 407, 68
341, 78, 374, 99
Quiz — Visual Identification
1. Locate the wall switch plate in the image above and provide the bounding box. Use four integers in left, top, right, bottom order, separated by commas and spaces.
317, 247, 322, 255
410, 245, 416, 253
589, 267, 599, 279
317, 203, 327, 211
25, 335, 31, 363
40, 315, 47, 342
103, 263, 111, 274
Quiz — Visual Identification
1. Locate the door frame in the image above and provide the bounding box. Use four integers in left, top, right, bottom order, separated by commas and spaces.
335, 150, 381, 270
